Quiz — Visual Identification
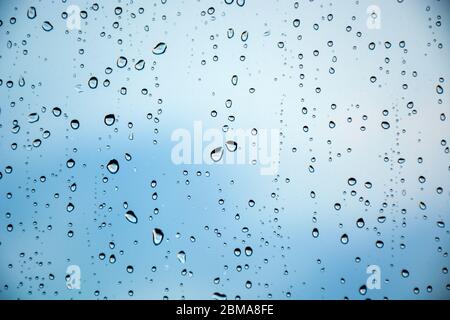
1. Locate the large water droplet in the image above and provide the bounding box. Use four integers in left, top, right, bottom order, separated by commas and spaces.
152, 228, 164, 245
27, 7, 37, 19
225, 140, 238, 152
42, 21, 53, 32
177, 251, 186, 264
88, 77, 98, 89
212, 292, 227, 300
107, 159, 119, 174
135, 60, 145, 71
117, 56, 128, 68
104, 114, 116, 126
27, 113, 39, 123
125, 210, 138, 224
381, 121, 390, 129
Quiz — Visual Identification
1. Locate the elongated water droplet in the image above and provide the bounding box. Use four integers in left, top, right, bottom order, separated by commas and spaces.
152, 42, 167, 55
27, 7, 37, 19
225, 140, 238, 152
231, 75, 238, 86
125, 210, 138, 224
356, 218, 365, 228
210, 147, 224, 162
88, 77, 98, 89
42, 21, 53, 32
212, 292, 227, 300
27, 113, 39, 123
152, 228, 164, 245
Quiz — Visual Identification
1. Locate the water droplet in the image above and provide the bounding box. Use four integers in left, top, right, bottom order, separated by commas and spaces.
312, 228, 319, 238
340, 234, 349, 244
27, 113, 39, 123
356, 218, 365, 228
135, 59, 145, 71
212, 292, 227, 300
359, 285, 367, 295
70, 119, 80, 130
104, 114, 116, 126
227, 28, 234, 38
117, 56, 128, 68
210, 147, 224, 162
152, 228, 164, 246
27, 7, 37, 19
107, 159, 119, 174
152, 42, 167, 55
376, 240, 384, 248
240, 31, 248, 42
177, 251, 186, 264
225, 140, 238, 152
231, 75, 238, 85
125, 210, 138, 224
88, 77, 98, 89
42, 21, 53, 32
